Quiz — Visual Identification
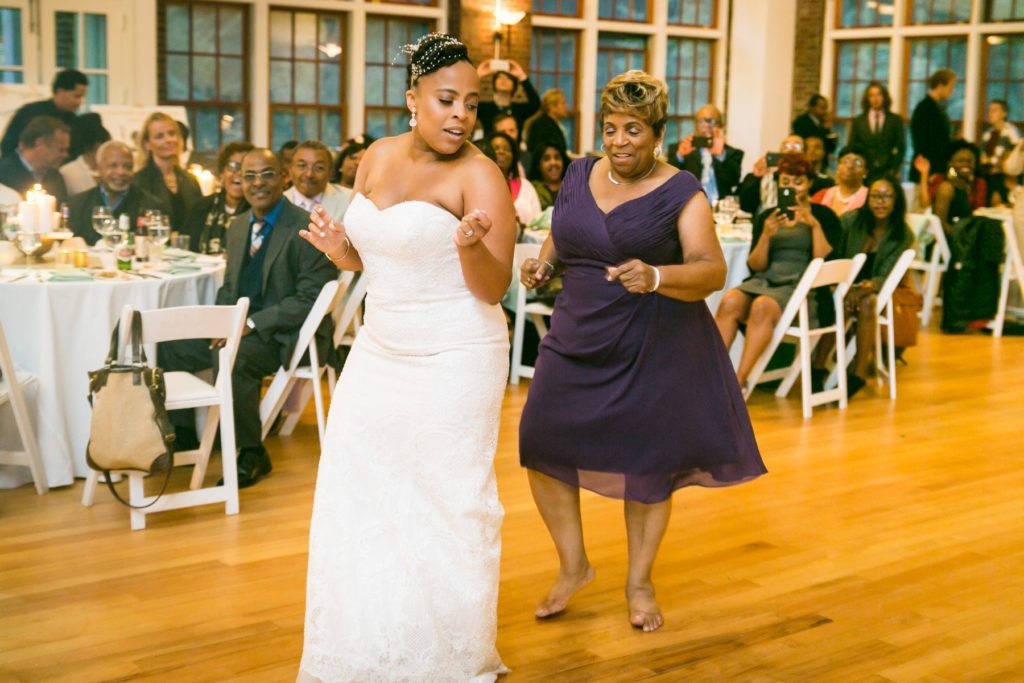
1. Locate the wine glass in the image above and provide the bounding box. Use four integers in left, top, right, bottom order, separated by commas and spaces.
149, 216, 170, 261
715, 196, 738, 226
92, 207, 118, 249
15, 231, 41, 267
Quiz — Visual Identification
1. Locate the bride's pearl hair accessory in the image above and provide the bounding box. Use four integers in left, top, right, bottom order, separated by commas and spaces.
396, 33, 471, 88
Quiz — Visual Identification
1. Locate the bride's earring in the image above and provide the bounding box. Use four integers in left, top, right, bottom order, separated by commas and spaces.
409, 110, 418, 128
601, 143, 607, 153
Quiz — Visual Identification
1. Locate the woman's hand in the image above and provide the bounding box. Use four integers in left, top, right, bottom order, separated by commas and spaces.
753, 155, 769, 178
913, 155, 930, 178
762, 208, 786, 238
300, 205, 349, 260
520, 258, 554, 289
790, 204, 820, 231
606, 259, 659, 294
454, 209, 491, 249
508, 60, 528, 81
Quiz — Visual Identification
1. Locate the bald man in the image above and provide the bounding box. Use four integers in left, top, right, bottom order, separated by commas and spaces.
669, 104, 744, 204
67, 140, 170, 244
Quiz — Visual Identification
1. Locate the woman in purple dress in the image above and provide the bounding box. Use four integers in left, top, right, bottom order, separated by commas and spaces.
518, 71, 766, 632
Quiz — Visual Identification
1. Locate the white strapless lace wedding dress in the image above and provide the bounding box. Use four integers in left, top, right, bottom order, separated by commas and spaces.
299, 193, 510, 682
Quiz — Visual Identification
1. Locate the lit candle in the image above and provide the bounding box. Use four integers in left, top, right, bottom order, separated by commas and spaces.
18, 201, 39, 232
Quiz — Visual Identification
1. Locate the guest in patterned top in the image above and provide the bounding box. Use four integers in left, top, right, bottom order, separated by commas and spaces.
183, 141, 253, 254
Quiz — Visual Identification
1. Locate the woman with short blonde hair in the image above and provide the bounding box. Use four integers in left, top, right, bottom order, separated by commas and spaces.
133, 111, 203, 230
519, 71, 766, 632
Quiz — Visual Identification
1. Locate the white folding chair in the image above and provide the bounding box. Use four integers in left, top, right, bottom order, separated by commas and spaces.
983, 211, 1024, 339
259, 280, 340, 448
326, 272, 369, 396
901, 182, 920, 214
906, 212, 950, 327
81, 299, 249, 530
743, 254, 866, 419
510, 243, 554, 384
0, 320, 47, 494
825, 249, 916, 400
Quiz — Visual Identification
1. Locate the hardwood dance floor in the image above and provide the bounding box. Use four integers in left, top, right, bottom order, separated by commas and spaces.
2, 328, 1022, 681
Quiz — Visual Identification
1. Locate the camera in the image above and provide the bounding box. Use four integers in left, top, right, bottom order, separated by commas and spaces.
776, 187, 797, 220
693, 135, 713, 149
490, 59, 511, 73
766, 152, 782, 168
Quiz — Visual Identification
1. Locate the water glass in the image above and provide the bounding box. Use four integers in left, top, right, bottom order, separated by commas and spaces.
172, 235, 191, 251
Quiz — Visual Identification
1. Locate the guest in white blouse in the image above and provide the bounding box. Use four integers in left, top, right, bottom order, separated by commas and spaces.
60, 113, 110, 196
283, 140, 351, 222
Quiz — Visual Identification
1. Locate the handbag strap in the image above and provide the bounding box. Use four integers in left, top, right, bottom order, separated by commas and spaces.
104, 310, 150, 367
100, 462, 173, 509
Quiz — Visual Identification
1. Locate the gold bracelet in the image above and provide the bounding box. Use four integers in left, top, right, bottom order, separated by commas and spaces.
325, 237, 351, 265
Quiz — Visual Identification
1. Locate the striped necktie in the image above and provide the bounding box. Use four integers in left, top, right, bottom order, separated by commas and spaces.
249, 220, 267, 257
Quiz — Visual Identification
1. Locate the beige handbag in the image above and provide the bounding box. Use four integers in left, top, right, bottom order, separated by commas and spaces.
86, 311, 176, 507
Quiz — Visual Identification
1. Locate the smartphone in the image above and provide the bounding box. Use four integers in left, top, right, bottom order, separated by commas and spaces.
776, 187, 797, 220
766, 152, 782, 168
490, 58, 510, 72
693, 135, 713, 148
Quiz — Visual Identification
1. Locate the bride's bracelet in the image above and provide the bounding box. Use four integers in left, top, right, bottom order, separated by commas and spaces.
325, 237, 351, 265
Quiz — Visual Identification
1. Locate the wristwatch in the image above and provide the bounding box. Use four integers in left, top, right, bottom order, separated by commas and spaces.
246, 318, 256, 331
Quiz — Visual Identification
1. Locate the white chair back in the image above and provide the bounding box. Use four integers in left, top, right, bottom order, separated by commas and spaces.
906, 212, 949, 326
0, 319, 47, 494
510, 243, 553, 385
285, 280, 339, 373
332, 273, 368, 349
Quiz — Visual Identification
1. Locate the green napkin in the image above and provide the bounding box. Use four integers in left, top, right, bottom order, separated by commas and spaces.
48, 270, 94, 282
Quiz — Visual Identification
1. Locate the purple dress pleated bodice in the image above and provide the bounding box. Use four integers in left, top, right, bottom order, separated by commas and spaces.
519, 157, 766, 503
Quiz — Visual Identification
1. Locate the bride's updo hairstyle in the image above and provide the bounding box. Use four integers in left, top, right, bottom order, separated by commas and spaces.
402, 33, 473, 89
599, 70, 669, 137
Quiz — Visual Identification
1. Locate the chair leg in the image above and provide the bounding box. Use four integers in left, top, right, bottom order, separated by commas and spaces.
220, 392, 239, 516
312, 372, 327, 448
886, 317, 897, 400
190, 405, 220, 490
835, 322, 848, 411
129, 473, 146, 531
510, 310, 526, 385
991, 257, 1012, 339
799, 338, 813, 419
326, 366, 337, 398
280, 381, 312, 436
82, 469, 99, 506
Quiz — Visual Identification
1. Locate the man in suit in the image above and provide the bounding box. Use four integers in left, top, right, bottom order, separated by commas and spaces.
523, 88, 570, 153
160, 149, 338, 488
284, 140, 351, 222
792, 94, 839, 160
1, 69, 87, 159
0, 116, 70, 204
668, 104, 743, 204
911, 68, 957, 182
66, 141, 170, 244
848, 81, 906, 179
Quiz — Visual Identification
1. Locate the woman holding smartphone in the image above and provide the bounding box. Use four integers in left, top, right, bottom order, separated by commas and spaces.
715, 153, 842, 393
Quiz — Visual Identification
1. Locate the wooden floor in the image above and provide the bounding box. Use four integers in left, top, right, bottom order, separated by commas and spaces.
2, 327, 1023, 682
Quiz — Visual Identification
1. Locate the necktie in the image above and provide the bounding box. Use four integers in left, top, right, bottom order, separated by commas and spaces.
700, 149, 719, 205
873, 112, 881, 134
249, 220, 267, 257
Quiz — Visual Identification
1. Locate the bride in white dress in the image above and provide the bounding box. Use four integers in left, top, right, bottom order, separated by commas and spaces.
296, 35, 516, 682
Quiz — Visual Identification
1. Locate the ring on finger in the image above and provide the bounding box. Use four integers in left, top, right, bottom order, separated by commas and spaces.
463, 229, 474, 237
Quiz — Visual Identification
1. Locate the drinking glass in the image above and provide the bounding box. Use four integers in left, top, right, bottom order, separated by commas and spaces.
172, 235, 191, 251
15, 231, 41, 266
149, 217, 171, 261
92, 207, 119, 249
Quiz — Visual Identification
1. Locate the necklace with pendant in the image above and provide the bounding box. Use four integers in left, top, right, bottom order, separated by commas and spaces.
608, 159, 658, 186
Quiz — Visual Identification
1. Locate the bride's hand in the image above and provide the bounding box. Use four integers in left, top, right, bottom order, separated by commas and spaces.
300, 205, 349, 259
454, 209, 491, 248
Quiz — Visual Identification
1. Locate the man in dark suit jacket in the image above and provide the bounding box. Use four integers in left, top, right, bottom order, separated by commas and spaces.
523, 88, 570, 153
67, 141, 171, 244
668, 104, 743, 203
848, 82, 906, 179
0, 116, 70, 205
1, 69, 87, 159
159, 148, 338, 488
792, 94, 839, 159
911, 68, 957, 182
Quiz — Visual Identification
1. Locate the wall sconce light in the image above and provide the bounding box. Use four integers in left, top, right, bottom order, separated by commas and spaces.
493, 1, 526, 59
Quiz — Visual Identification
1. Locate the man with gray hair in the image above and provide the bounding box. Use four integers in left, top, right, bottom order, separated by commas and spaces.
669, 104, 744, 204
67, 140, 170, 244
284, 140, 351, 221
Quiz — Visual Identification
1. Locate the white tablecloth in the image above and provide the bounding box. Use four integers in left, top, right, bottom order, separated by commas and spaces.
0, 264, 224, 488
707, 239, 751, 313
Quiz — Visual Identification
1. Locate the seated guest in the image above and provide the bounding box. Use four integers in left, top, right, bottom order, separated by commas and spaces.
330, 137, 371, 188
133, 112, 203, 231
0, 69, 86, 159
184, 141, 253, 254
278, 140, 298, 189
159, 149, 338, 488
0, 116, 70, 204
837, 176, 915, 395
737, 134, 805, 215
979, 100, 1019, 206
523, 88, 570, 153
716, 153, 841, 390
792, 94, 839, 161
528, 141, 570, 211
932, 141, 985, 236
805, 134, 835, 195
484, 131, 541, 227
812, 146, 868, 217
67, 141, 170, 244
668, 104, 743, 204
284, 140, 351, 222
493, 112, 531, 177
848, 81, 906, 178
60, 113, 110, 196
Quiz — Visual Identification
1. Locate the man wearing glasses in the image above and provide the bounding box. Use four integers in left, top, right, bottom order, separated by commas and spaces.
159, 148, 338, 489
284, 140, 352, 222
812, 146, 869, 217
668, 105, 743, 205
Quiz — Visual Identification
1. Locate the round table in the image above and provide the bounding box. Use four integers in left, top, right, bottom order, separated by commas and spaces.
0, 259, 225, 488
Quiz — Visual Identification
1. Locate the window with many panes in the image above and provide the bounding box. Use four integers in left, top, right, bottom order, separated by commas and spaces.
909, 0, 972, 24
837, 0, 894, 27
598, 0, 650, 22
594, 33, 648, 149
269, 9, 344, 152
55, 12, 109, 104
533, 0, 580, 16
0, 7, 23, 83
983, 33, 1024, 133
530, 27, 580, 151
159, 1, 249, 153
667, 0, 715, 26
364, 16, 432, 139
664, 38, 713, 145
833, 40, 890, 144
987, 0, 1024, 20
906, 36, 967, 124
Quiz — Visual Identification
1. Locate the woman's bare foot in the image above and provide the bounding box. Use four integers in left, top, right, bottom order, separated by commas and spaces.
626, 584, 664, 632
534, 565, 596, 618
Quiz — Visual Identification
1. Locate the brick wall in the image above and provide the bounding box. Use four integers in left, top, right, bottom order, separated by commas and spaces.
450, 0, 533, 99
791, 0, 826, 120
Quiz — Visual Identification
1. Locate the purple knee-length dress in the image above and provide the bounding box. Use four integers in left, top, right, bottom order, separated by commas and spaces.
519, 157, 766, 503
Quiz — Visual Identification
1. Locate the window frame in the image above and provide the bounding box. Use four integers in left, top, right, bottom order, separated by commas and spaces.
667, 0, 718, 28
530, 26, 582, 151
663, 36, 716, 145
362, 14, 435, 140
